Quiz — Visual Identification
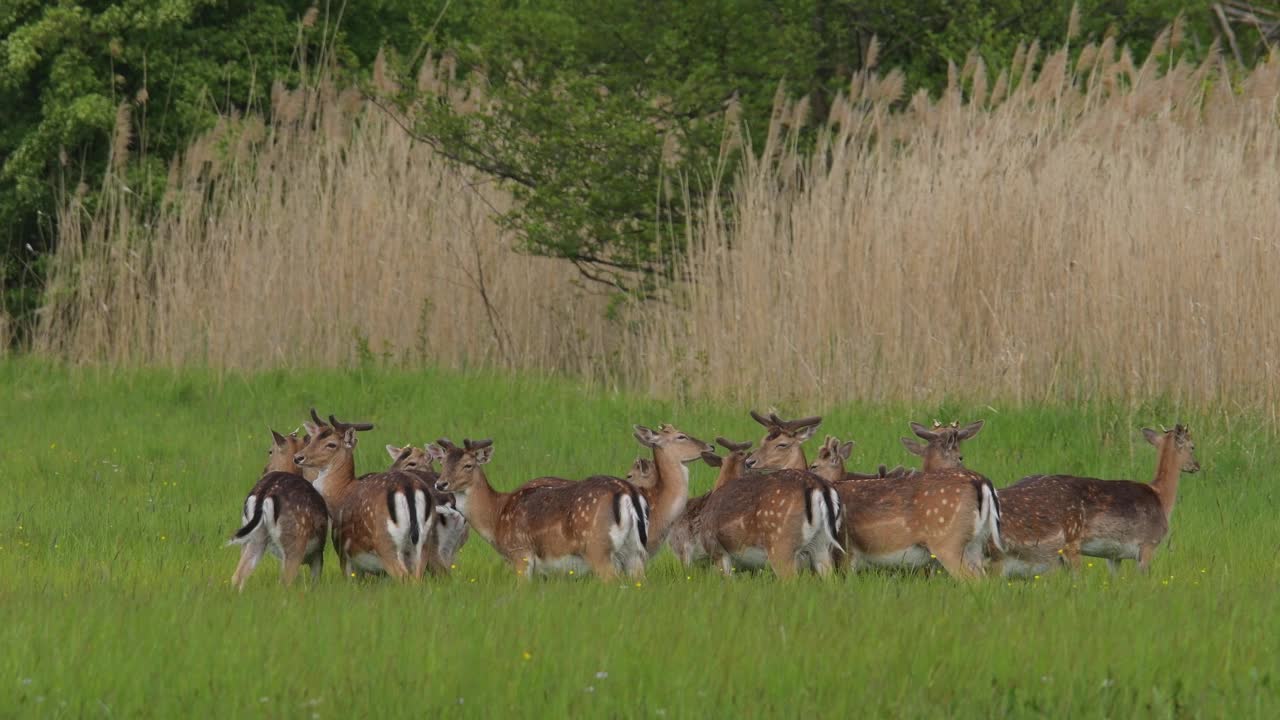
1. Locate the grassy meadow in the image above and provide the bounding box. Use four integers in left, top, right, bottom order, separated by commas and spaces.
2, 360, 1278, 717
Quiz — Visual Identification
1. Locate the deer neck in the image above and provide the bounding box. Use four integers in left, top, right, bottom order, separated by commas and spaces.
784, 449, 808, 471
312, 454, 357, 513
1149, 442, 1182, 519
455, 472, 504, 546
713, 457, 746, 490
647, 448, 692, 540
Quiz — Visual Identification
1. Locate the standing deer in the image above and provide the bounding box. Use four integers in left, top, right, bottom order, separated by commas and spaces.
666, 437, 754, 567
295, 411, 438, 579
227, 430, 330, 591
800, 429, 1001, 579
386, 443, 469, 574
631, 424, 714, 554
997, 424, 1200, 574
433, 438, 650, 581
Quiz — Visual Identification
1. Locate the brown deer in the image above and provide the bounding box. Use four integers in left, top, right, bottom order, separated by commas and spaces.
996, 424, 1200, 575
631, 425, 714, 554
666, 437, 754, 567
227, 430, 330, 591
803, 432, 1002, 579
625, 457, 657, 490
900, 420, 985, 472
295, 411, 437, 580
433, 438, 650, 581
386, 443, 469, 574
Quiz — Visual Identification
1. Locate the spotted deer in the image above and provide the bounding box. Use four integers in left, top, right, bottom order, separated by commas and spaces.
666, 437, 754, 567
295, 412, 438, 579
795, 431, 1002, 579
631, 424, 714, 554
997, 424, 1200, 575
433, 438, 649, 580
227, 430, 330, 591
386, 443, 469, 574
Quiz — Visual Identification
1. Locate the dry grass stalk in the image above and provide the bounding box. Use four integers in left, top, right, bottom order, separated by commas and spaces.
35, 35, 1280, 415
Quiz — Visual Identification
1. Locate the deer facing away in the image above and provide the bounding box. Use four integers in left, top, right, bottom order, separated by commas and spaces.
228, 430, 330, 591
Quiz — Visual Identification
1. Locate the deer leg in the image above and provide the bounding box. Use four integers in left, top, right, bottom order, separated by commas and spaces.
768, 538, 801, 580
932, 544, 980, 580
1137, 544, 1156, 573
280, 544, 305, 588
1106, 559, 1120, 575
585, 541, 619, 582
1061, 540, 1083, 571
306, 548, 324, 582
231, 536, 267, 592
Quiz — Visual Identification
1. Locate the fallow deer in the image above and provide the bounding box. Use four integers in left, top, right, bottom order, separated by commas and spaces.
386, 443, 469, 574
631, 424, 714, 554
809, 436, 903, 482
666, 437, 754, 567
433, 438, 650, 581
295, 411, 438, 579
741, 411, 823, 471
227, 430, 329, 591
998, 424, 1200, 574
900, 420, 985, 472
801, 432, 1002, 579
625, 457, 657, 490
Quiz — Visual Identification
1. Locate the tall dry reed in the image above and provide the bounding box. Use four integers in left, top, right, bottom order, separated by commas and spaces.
36, 37, 1280, 414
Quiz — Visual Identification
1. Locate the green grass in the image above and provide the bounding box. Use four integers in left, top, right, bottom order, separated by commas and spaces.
1, 360, 1277, 718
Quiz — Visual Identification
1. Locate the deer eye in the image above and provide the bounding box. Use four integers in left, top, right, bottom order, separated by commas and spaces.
776, 443, 789, 449
327, 442, 338, 449
463, 463, 474, 471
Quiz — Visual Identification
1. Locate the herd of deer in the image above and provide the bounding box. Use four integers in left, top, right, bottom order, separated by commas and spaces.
228, 409, 1200, 590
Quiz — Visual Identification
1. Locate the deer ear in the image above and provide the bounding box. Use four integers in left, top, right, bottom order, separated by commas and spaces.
633, 425, 660, 448
1141, 428, 1162, 447
343, 428, 358, 448
701, 451, 723, 468
303, 421, 321, 438
473, 445, 494, 465
271, 430, 287, 447
794, 422, 821, 443
956, 419, 985, 441
839, 441, 854, 461
910, 422, 937, 441
425, 443, 446, 463
385, 444, 402, 460
901, 437, 926, 456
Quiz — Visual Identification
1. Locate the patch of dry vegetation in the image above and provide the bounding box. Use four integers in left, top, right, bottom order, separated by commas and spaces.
36, 35, 1280, 412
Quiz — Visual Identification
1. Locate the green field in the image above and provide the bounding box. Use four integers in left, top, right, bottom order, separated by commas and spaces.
2, 360, 1277, 718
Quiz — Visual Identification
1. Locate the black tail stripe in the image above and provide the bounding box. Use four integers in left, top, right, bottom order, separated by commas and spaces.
823, 486, 839, 535
803, 487, 814, 526
630, 487, 649, 548
233, 494, 264, 539
407, 487, 420, 547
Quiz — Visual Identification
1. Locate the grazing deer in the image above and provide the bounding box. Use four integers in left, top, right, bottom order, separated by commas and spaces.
997, 424, 1200, 575
433, 438, 650, 581
227, 430, 330, 591
900, 420, 984, 472
386, 443, 469, 574
803, 432, 1001, 579
631, 424, 714, 554
666, 437, 754, 567
295, 412, 438, 580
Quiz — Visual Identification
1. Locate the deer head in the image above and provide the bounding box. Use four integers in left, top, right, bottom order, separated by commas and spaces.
387, 444, 435, 474
433, 438, 495, 494
626, 457, 658, 489
1142, 424, 1201, 473
900, 419, 984, 471
702, 437, 754, 489
632, 424, 715, 463
294, 412, 375, 471
743, 410, 821, 470
264, 430, 309, 474
808, 435, 854, 483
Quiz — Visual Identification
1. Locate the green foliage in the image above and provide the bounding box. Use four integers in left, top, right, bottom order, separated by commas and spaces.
0, 0, 1245, 327
0, 360, 1277, 715
391, 0, 1223, 295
